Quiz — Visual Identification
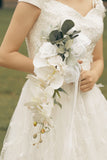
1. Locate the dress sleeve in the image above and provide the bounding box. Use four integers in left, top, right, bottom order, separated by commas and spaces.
18, 0, 43, 9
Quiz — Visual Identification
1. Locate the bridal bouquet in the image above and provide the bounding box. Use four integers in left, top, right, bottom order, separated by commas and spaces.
24, 19, 91, 146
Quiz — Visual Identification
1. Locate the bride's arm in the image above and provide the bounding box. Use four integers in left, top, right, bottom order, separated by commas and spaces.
79, 35, 104, 92
0, 2, 41, 74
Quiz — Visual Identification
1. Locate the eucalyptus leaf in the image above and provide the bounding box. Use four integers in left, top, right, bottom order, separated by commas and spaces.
49, 30, 63, 44
69, 34, 79, 39
56, 90, 61, 98
72, 30, 81, 35
69, 30, 81, 39
49, 30, 59, 44
54, 99, 62, 108
57, 31, 63, 40
53, 89, 61, 98
61, 19, 75, 35
53, 90, 57, 98
57, 88, 68, 94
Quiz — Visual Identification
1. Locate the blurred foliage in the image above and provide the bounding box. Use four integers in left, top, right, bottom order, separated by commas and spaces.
0, 8, 27, 150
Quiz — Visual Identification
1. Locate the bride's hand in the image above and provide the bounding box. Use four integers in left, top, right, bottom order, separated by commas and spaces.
79, 70, 98, 92
79, 35, 104, 92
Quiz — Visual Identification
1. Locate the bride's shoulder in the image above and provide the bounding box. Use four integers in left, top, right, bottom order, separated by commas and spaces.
18, 0, 51, 9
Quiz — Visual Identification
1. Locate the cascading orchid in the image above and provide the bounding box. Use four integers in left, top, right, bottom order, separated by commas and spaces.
24, 19, 91, 146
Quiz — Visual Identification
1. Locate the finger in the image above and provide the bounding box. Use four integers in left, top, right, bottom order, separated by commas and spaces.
80, 84, 89, 90
80, 69, 86, 74
81, 66, 83, 73
80, 79, 90, 86
80, 71, 88, 81
79, 74, 86, 81
80, 87, 92, 92
79, 71, 87, 81
80, 83, 93, 90
80, 83, 94, 91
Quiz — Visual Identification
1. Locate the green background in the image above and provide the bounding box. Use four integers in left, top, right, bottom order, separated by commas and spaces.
0, 9, 107, 151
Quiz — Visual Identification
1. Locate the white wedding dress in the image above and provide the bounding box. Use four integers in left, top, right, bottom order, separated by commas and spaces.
0, 0, 107, 159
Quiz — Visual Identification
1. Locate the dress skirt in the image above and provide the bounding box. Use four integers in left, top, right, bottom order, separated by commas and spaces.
0, 78, 107, 160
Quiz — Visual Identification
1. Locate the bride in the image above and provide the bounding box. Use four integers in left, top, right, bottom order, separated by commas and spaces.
0, 0, 107, 159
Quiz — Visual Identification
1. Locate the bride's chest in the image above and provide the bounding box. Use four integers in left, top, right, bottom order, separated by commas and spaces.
38, 1, 104, 42
27, 0, 104, 50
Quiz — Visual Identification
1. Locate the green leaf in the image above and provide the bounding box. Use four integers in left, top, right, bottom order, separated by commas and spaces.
69, 34, 79, 39
57, 31, 63, 40
57, 88, 68, 95
49, 30, 59, 44
49, 30, 63, 44
61, 19, 75, 35
53, 89, 62, 98
53, 90, 57, 98
58, 53, 65, 61
72, 30, 81, 35
54, 99, 62, 108
56, 90, 61, 98
69, 30, 81, 39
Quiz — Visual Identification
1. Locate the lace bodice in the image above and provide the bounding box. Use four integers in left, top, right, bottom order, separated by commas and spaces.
18, 0, 106, 70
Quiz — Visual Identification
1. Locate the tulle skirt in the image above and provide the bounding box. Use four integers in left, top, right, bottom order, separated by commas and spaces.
0, 78, 107, 160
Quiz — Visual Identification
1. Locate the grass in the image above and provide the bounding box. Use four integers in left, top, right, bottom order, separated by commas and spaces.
0, 8, 107, 151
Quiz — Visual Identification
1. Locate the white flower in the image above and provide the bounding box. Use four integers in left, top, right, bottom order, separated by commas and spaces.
71, 33, 91, 59
33, 51, 64, 70
65, 53, 77, 66
34, 66, 55, 81
39, 42, 57, 58
47, 55, 64, 69
33, 55, 49, 68
29, 105, 53, 126
34, 65, 64, 89
26, 74, 47, 88
49, 71, 64, 89
24, 86, 54, 125
33, 47, 64, 89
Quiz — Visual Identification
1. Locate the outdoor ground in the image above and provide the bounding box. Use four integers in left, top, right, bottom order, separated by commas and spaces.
0, 8, 107, 150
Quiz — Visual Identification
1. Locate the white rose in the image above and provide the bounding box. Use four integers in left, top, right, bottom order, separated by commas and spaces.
71, 33, 91, 59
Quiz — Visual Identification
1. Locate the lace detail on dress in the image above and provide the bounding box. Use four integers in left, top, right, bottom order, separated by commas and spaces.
17, 0, 106, 61
95, 0, 107, 18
